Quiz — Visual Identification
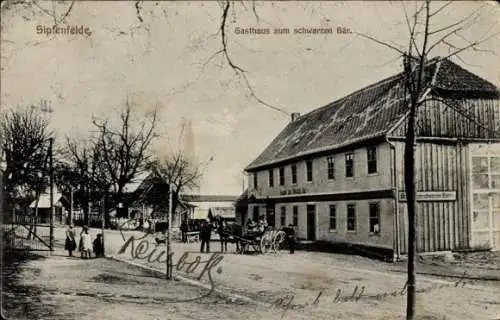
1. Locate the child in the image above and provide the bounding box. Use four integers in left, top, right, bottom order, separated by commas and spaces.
80, 226, 92, 259
93, 234, 103, 258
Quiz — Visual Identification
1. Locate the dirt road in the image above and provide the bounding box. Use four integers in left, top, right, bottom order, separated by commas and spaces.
2, 250, 302, 320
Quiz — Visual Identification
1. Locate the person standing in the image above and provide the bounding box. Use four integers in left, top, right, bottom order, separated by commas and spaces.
200, 220, 212, 253
283, 224, 296, 254
180, 220, 188, 243
80, 226, 92, 259
93, 233, 104, 257
218, 220, 228, 253
65, 225, 77, 257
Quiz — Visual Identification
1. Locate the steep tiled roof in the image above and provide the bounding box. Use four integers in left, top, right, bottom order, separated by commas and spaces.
433, 59, 498, 93
246, 58, 498, 171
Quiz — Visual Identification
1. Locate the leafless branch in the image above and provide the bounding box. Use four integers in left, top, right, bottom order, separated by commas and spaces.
220, 1, 244, 73
213, 0, 289, 115
252, 0, 259, 22
135, 0, 143, 23
439, 31, 500, 61
427, 3, 485, 36
401, 2, 421, 57
60, 0, 75, 22
425, 26, 463, 55
32, 0, 76, 25
428, 1, 453, 18
91, 101, 158, 207
354, 32, 406, 56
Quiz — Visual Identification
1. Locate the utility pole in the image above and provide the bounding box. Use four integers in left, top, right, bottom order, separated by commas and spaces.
49, 138, 54, 251
101, 195, 105, 256
70, 186, 74, 226
166, 183, 173, 280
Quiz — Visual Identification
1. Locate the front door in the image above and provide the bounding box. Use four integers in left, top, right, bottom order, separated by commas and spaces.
470, 143, 500, 250
306, 205, 316, 241
266, 207, 275, 228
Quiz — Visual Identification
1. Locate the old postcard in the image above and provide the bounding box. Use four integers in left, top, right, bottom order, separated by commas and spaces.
1, 1, 499, 319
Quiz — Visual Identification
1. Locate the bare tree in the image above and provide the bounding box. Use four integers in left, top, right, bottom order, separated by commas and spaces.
59, 137, 113, 225
92, 101, 158, 223
1, 107, 52, 212
353, 1, 498, 318
148, 149, 202, 216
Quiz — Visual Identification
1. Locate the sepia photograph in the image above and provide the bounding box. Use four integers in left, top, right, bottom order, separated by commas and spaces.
1, 1, 499, 319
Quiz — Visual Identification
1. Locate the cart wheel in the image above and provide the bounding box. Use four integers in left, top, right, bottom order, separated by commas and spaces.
260, 236, 272, 254
272, 231, 286, 253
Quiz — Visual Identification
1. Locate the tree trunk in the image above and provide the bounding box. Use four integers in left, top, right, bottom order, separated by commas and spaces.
404, 99, 418, 320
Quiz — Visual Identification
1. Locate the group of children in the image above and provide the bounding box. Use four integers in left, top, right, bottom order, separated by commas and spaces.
65, 225, 104, 259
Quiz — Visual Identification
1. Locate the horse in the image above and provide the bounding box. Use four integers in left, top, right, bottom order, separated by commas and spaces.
211, 215, 242, 253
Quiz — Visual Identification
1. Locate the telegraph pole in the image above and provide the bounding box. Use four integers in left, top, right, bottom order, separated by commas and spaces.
70, 186, 74, 226
101, 195, 105, 256
49, 138, 54, 251
166, 183, 173, 280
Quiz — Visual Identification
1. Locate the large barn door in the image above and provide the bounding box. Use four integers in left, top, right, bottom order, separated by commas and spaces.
470, 143, 500, 251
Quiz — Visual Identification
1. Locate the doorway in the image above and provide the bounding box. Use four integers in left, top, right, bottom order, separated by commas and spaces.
266, 207, 275, 228
306, 205, 316, 241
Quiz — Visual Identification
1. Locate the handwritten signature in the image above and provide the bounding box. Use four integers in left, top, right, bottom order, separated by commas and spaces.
117, 219, 224, 303
272, 272, 470, 316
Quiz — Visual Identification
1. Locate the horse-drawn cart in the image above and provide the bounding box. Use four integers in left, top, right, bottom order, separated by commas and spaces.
238, 227, 286, 254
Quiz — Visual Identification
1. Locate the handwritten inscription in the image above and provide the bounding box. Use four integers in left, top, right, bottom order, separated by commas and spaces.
117, 219, 224, 303
272, 273, 470, 313
117, 236, 223, 283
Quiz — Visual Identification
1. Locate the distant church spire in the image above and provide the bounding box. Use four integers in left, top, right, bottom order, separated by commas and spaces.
180, 117, 196, 163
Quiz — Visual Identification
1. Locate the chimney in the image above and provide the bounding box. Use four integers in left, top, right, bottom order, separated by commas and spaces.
291, 112, 301, 122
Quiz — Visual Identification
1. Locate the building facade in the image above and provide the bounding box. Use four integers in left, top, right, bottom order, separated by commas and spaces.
245, 58, 500, 257
182, 194, 238, 221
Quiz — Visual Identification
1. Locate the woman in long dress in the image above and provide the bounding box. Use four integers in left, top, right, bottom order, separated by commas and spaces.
65, 225, 77, 257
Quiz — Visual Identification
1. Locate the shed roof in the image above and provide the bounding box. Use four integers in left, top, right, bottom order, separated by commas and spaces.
246, 58, 499, 171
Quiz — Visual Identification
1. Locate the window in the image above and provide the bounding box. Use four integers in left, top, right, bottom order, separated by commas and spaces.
253, 206, 259, 222
269, 169, 274, 187
293, 206, 298, 226
291, 164, 297, 184
253, 172, 258, 189
367, 147, 377, 174
306, 161, 313, 182
369, 203, 380, 234
327, 156, 335, 180
329, 205, 336, 231
347, 204, 356, 231
279, 167, 285, 186
345, 152, 354, 177
280, 206, 286, 226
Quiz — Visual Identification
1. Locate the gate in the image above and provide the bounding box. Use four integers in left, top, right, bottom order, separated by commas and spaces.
2, 137, 56, 253
4, 209, 54, 252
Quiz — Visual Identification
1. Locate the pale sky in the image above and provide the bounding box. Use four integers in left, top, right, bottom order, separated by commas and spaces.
1, 1, 499, 195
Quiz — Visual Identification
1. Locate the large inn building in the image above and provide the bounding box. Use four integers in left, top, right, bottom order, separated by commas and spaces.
244, 58, 500, 258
